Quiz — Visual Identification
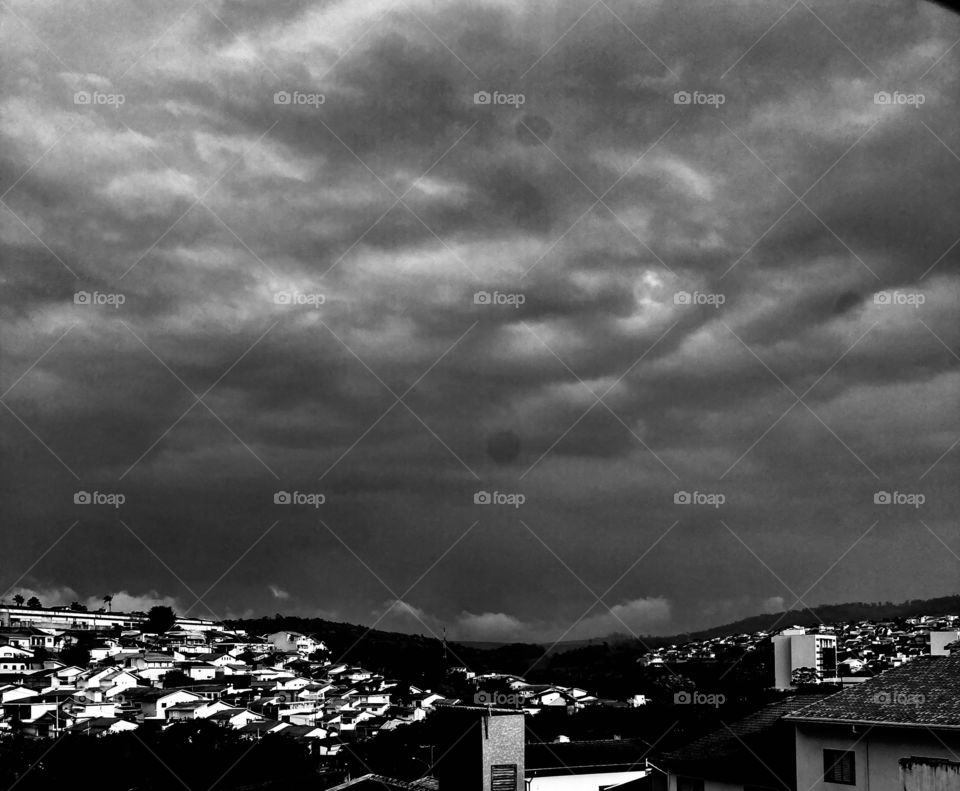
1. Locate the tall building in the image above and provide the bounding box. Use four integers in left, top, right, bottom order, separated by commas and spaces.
929, 630, 960, 655
772, 629, 838, 689
434, 706, 524, 791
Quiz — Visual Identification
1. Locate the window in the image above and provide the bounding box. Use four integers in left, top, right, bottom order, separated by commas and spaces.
823, 750, 856, 784
491, 763, 517, 791
677, 778, 704, 791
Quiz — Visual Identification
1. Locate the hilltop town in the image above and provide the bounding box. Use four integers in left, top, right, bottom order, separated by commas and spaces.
1, 599, 959, 789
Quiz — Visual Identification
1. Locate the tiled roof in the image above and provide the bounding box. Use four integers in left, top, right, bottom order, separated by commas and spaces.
664, 695, 825, 763
786, 656, 960, 728
662, 694, 827, 785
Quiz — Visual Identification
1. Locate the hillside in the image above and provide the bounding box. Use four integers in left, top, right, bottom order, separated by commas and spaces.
228, 593, 959, 688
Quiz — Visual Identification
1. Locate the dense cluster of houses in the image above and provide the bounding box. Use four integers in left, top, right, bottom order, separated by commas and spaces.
0, 620, 462, 748
637, 613, 960, 678
0, 607, 642, 751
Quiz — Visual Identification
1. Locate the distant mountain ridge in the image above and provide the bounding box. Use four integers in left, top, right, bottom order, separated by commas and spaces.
231, 593, 960, 659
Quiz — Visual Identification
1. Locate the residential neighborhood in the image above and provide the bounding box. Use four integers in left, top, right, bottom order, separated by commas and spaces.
1, 601, 959, 789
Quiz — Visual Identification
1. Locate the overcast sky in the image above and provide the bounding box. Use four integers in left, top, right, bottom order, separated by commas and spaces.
1, 0, 958, 644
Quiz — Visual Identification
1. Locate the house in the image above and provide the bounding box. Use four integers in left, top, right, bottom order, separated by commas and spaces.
264, 632, 325, 655
205, 707, 263, 729
116, 687, 203, 720
661, 695, 826, 791
64, 716, 139, 736
785, 656, 960, 791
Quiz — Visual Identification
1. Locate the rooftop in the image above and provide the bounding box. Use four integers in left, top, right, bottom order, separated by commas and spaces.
786, 655, 960, 729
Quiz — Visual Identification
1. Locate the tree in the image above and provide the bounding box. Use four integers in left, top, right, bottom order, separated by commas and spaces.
26, 596, 41, 608
145, 605, 177, 634
61, 640, 92, 668
12, 594, 24, 606
161, 669, 192, 688
69, 601, 88, 612
103, 594, 113, 612
792, 666, 819, 686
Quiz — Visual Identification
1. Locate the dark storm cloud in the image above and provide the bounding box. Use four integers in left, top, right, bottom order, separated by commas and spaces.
1, 0, 958, 641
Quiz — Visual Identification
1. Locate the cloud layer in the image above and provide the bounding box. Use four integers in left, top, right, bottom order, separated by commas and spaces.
1, 0, 958, 641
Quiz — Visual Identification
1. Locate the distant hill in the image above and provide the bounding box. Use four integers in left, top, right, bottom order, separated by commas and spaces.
228, 593, 959, 680
638, 594, 960, 648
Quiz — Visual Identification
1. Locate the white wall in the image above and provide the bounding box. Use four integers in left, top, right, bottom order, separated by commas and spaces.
529, 769, 648, 790
795, 723, 960, 791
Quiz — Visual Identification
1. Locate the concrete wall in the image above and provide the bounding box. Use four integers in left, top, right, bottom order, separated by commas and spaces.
529, 769, 648, 790
795, 723, 960, 791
